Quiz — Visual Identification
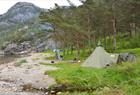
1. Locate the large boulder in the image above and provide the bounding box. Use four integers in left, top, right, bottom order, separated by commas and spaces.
17, 41, 31, 52
4, 44, 18, 55
119, 53, 136, 62
4, 42, 31, 55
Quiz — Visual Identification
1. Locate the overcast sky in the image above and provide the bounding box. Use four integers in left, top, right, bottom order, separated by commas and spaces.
0, 0, 82, 14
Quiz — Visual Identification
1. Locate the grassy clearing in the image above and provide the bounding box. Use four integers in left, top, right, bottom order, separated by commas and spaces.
46, 61, 140, 95
45, 48, 140, 95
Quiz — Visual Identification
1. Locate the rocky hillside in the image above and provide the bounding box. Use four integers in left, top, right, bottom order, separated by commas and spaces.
0, 2, 56, 51
0, 2, 43, 30
0, 2, 40, 24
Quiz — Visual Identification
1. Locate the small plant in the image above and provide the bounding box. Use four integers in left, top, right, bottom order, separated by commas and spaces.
15, 59, 28, 66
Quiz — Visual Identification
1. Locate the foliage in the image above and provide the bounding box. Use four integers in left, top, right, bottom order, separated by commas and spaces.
40, 0, 140, 52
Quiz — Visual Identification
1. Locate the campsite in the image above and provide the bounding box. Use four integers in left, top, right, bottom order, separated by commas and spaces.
0, 0, 140, 95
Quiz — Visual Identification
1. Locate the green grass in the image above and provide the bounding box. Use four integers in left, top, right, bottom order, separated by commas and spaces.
15, 59, 27, 66
46, 61, 140, 95
45, 48, 140, 95
62, 49, 91, 60
42, 49, 90, 61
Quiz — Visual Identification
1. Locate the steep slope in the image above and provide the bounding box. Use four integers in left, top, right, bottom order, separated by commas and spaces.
0, 2, 54, 49
0, 2, 41, 30
0, 2, 41, 23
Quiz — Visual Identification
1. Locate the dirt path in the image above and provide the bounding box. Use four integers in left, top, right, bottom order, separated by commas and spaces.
0, 53, 58, 95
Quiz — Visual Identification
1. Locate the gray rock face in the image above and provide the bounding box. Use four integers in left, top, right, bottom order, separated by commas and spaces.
39, 22, 54, 31
34, 39, 46, 52
0, 2, 41, 24
0, 2, 61, 51
46, 38, 61, 49
0, 2, 53, 31
0, 22, 12, 30
35, 42, 46, 52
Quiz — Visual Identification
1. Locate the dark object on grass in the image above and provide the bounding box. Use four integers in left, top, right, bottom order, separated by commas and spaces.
60, 55, 63, 60
72, 57, 81, 63
72, 57, 78, 63
51, 60, 54, 63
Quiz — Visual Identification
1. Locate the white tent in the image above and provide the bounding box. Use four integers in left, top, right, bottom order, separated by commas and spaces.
82, 46, 119, 68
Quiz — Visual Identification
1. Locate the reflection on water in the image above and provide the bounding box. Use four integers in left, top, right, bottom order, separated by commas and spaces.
0, 56, 16, 64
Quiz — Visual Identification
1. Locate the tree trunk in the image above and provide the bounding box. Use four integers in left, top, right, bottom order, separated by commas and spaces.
108, 31, 112, 51
63, 48, 66, 56
70, 44, 74, 55
76, 41, 80, 60
119, 31, 122, 49
93, 33, 96, 48
130, 23, 136, 37
88, 35, 92, 51
112, 18, 117, 50
104, 31, 107, 49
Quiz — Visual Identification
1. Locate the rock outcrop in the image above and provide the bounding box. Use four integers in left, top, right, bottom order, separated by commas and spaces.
4, 42, 31, 55
119, 53, 136, 62
0, 2, 53, 31
0, 2, 59, 51
0, 2, 41, 23
0, 2, 39, 31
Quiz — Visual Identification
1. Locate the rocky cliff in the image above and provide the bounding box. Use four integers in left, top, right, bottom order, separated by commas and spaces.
0, 2, 53, 30
0, 2, 56, 51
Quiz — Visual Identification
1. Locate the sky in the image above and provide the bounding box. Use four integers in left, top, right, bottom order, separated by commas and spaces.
0, 0, 82, 14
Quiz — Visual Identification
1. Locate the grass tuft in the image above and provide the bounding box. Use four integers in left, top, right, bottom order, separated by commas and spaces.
15, 59, 28, 66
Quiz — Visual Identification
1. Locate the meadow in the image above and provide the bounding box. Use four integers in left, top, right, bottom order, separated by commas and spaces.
42, 48, 140, 95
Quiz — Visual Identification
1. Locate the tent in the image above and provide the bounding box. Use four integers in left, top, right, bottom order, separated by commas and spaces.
82, 46, 119, 68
